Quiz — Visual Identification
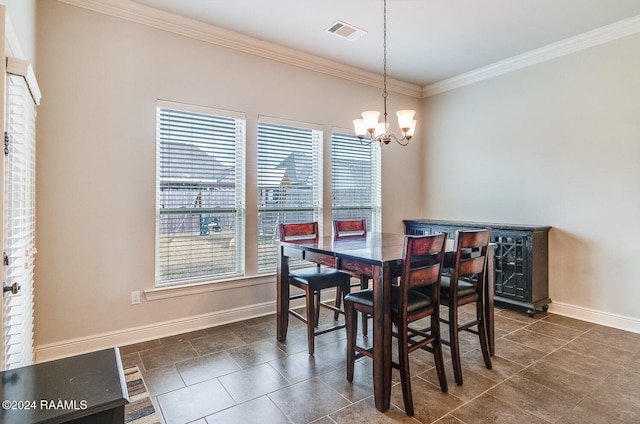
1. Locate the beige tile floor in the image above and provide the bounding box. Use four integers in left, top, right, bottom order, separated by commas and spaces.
120, 304, 640, 424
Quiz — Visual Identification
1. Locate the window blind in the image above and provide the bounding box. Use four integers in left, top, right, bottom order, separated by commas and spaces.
3, 74, 37, 369
156, 103, 245, 284
257, 118, 322, 271
331, 132, 381, 231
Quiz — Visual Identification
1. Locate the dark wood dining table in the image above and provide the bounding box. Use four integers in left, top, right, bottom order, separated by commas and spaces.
276, 232, 495, 412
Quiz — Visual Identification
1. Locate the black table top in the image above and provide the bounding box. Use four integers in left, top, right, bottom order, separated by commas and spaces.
0, 347, 128, 424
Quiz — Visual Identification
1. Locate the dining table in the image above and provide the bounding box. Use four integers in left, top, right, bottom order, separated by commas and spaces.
276, 232, 495, 413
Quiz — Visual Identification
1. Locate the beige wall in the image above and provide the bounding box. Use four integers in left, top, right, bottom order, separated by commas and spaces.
421, 34, 640, 328
35, 0, 640, 359
34, 1, 423, 357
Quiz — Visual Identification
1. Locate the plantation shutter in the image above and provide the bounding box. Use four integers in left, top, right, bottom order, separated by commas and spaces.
156, 102, 246, 284
331, 132, 381, 232
3, 58, 40, 369
257, 118, 322, 271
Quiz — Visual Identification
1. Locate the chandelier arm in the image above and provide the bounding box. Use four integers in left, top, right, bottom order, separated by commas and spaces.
358, 134, 377, 146
387, 133, 409, 146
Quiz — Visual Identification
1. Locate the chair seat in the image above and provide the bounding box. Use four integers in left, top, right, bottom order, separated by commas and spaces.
440, 275, 477, 299
345, 287, 433, 315
290, 267, 351, 290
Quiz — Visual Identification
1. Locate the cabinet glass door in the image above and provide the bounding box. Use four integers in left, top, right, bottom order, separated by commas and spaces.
494, 235, 528, 302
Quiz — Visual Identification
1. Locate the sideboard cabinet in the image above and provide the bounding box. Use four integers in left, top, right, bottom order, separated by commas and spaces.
404, 219, 551, 317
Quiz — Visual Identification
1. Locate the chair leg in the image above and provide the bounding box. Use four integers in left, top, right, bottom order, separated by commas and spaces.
449, 303, 464, 386
334, 286, 342, 321
397, 319, 414, 416
361, 277, 369, 336
345, 300, 357, 382
306, 287, 316, 355
314, 290, 321, 328
431, 312, 448, 393
476, 300, 492, 370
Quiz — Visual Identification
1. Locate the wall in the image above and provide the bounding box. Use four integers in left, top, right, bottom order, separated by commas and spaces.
34, 1, 423, 359
421, 33, 640, 331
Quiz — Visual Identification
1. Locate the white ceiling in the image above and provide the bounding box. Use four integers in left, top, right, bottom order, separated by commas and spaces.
128, 0, 640, 87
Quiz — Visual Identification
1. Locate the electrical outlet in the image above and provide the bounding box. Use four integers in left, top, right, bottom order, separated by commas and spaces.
131, 291, 141, 305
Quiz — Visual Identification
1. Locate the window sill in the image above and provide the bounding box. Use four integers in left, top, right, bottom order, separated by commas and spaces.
144, 273, 276, 301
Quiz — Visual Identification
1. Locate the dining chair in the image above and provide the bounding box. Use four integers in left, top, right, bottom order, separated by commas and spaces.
332, 219, 372, 335
344, 233, 448, 416
439, 229, 492, 385
278, 222, 352, 355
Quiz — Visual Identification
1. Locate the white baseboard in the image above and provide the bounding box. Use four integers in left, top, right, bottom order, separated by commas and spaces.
34, 293, 317, 363
37, 297, 638, 363
549, 301, 640, 334
35, 300, 278, 363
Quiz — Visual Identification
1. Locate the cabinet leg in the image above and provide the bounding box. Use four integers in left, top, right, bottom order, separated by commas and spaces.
527, 309, 536, 318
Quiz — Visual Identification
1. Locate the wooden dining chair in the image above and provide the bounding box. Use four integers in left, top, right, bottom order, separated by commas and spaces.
439, 229, 492, 385
278, 222, 352, 355
344, 233, 448, 416
332, 219, 372, 334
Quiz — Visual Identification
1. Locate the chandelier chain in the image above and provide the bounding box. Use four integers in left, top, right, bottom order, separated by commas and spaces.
383, 0, 387, 97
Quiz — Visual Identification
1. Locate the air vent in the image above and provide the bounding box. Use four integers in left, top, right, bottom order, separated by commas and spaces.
325, 21, 367, 41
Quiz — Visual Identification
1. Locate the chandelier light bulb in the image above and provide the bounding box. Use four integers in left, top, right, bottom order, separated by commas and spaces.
361, 110, 381, 131
353, 119, 367, 137
374, 122, 388, 138
405, 120, 417, 139
396, 110, 416, 132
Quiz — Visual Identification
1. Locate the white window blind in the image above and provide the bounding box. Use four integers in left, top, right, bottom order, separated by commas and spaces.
257, 118, 322, 271
331, 132, 381, 231
3, 73, 37, 369
156, 102, 246, 284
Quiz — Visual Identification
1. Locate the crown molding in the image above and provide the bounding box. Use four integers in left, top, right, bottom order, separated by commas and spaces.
55, 0, 423, 98
423, 14, 640, 97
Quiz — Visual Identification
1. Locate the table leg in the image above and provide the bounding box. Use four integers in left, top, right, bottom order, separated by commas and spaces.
277, 245, 290, 342
486, 246, 495, 356
372, 263, 392, 412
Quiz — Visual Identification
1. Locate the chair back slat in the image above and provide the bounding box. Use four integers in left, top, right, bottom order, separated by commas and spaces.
457, 255, 487, 276
278, 222, 319, 242
401, 233, 447, 293
407, 266, 441, 290
333, 219, 367, 239
451, 229, 491, 297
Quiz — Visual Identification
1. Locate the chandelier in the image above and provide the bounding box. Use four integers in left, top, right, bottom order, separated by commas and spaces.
353, 0, 416, 146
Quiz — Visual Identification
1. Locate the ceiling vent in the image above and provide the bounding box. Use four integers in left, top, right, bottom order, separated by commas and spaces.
325, 21, 367, 41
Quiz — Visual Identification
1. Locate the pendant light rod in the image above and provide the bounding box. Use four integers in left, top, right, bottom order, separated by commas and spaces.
353, 0, 416, 146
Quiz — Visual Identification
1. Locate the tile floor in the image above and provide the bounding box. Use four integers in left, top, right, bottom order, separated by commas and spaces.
119, 304, 640, 424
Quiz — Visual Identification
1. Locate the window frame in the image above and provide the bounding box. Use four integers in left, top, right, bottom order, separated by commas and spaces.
155, 100, 246, 286
330, 129, 382, 232
256, 116, 323, 272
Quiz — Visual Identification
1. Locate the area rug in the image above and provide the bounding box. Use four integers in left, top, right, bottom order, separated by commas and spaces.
124, 366, 162, 424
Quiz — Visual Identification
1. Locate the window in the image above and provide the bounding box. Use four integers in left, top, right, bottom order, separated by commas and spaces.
257, 118, 323, 271
331, 132, 381, 231
156, 102, 246, 284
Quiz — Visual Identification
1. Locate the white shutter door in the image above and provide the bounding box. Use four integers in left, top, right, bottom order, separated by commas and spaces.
2, 72, 37, 369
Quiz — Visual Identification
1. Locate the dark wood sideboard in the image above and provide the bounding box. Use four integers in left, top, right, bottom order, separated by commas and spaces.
0, 347, 128, 424
404, 219, 551, 317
